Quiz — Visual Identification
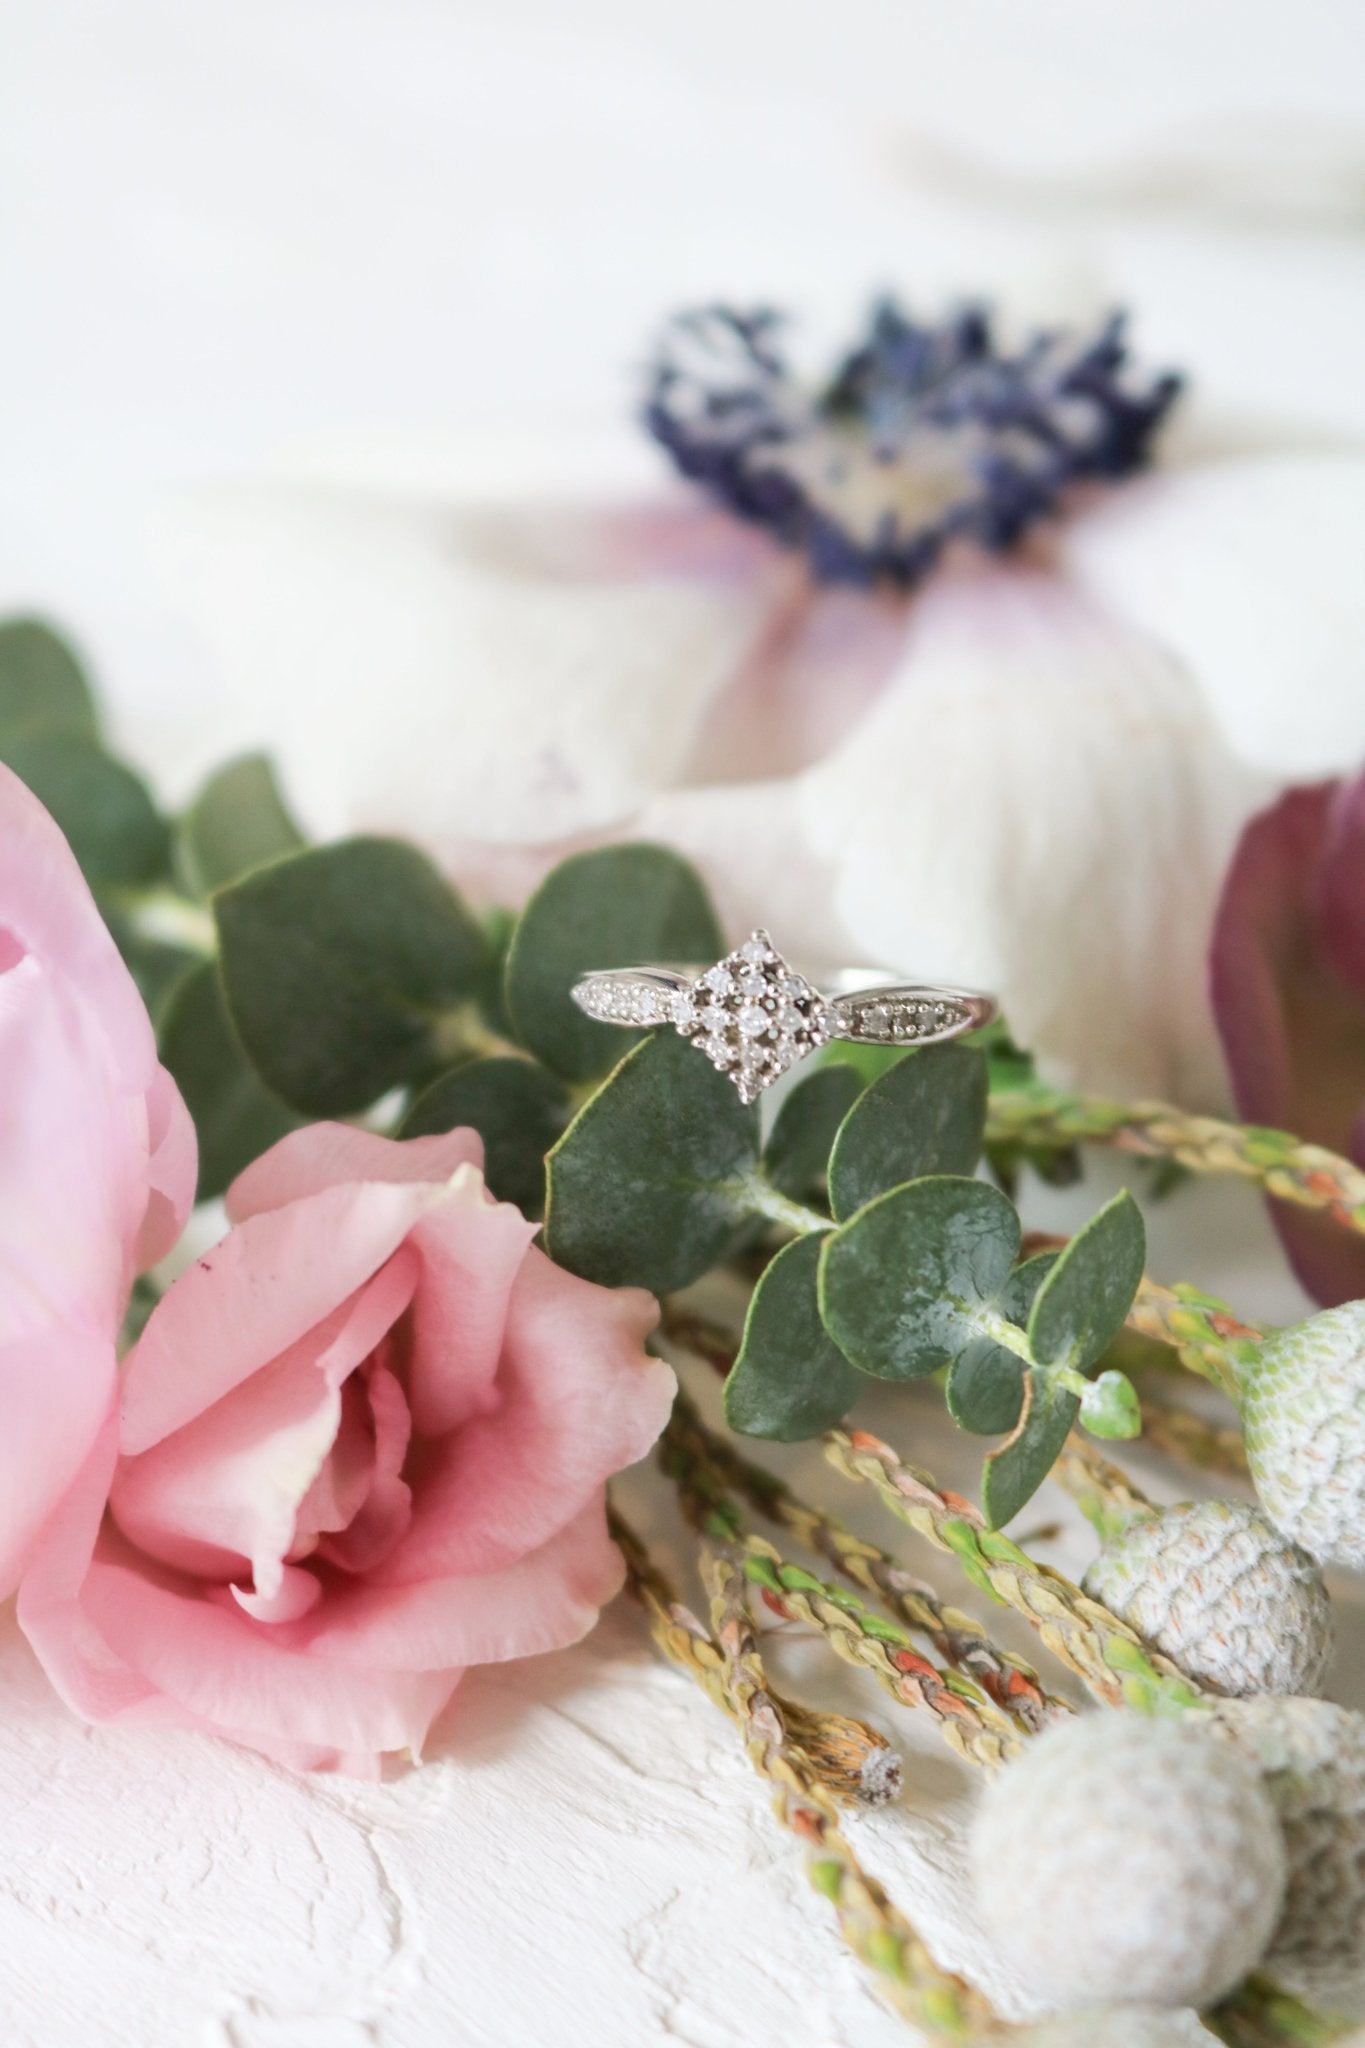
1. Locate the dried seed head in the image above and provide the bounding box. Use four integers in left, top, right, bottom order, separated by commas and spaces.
1204, 1695, 1365, 1996
778, 1697, 902, 1808
1082, 1498, 1332, 1698
971, 1714, 1285, 2011
1240, 1304, 1365, 1567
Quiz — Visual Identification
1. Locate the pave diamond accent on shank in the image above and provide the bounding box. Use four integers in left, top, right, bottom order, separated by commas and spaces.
571, 932, 995, 1103
847, 995, 971, 1043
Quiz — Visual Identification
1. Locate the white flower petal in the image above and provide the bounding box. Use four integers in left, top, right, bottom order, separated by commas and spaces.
798, 567, 1269, 1104
151, 483, 783, 845
1061, 454, 1365, 779
636, 777, 856, 965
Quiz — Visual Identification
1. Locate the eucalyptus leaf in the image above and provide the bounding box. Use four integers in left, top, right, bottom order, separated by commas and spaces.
0, 617, 98, 739
401, 1056, 570, 1217
215, 837, 488, 1115
1027, 1189, 1146, 1375
159, 962, 299, 1199
0, 732, 170, 889
762, 1062, 863, 1204
181, 753, 304, 896
1079, 1368, 1142, 1441
724, 1234, 863, 1440
819, 1175, 1022, 1382
545, 1028, 759, 1292
504, 844, 723, 1083
945, 1250, 1059, 1435
828, 1043, 987, 1221
981, 1368, 1079, 1528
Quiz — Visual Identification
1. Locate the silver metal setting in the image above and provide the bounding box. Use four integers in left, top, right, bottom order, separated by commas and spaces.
571, 929, 997, 1104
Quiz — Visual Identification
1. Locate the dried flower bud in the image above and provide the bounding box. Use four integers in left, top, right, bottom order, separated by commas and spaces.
1240, 1304, 1365, 1567
970, 1715, 1285, 2011
1082, 1499, 1332, 1698
1205, 1696, 1365, 1995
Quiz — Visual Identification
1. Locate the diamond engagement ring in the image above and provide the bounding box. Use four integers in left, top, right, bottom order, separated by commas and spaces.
571, 930, 997, 1104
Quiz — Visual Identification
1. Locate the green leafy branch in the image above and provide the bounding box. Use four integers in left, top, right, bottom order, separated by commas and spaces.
546, 1017, 1150, 1523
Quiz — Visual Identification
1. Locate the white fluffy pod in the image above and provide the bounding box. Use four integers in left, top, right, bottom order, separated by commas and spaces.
1206, 1697, 1365, 1996
970, 1715, 1286, 2012
1082, 1499, 1333, 1698
1239, 1304, 1365, 1568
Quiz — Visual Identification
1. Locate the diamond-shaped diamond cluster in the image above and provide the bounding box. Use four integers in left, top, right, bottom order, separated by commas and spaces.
672, 931, 838, 1104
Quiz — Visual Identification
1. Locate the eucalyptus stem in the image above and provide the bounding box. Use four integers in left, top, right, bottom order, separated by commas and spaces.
821, 1426, 1203, 1715
737, 1177, 831, 1237
987, 1088, 1365, 1239
430, 1001, 527, 1066
662, 1417, 1025, 1769
668, 1388, 1068, 1735
1018, 1237, 1259, 1397
115, 885, 216, 955
700, 1543, 997, 2040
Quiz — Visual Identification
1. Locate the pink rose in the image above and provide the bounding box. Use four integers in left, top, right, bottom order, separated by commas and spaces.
19, 1123, 673, 1773
0, 762, 195, 1595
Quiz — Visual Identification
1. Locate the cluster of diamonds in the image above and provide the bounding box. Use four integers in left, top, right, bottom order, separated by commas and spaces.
844, 994, 969, 1044
671, 932, 840, 1104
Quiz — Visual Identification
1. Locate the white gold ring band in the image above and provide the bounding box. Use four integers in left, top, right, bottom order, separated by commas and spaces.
571, 928, 997, 1104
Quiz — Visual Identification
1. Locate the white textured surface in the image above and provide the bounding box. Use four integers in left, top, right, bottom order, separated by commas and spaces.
4, 4, 1365, 2041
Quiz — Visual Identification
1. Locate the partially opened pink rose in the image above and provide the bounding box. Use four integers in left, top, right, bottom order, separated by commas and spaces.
19, 1123, 673, 1774
0, 761, 195, 1597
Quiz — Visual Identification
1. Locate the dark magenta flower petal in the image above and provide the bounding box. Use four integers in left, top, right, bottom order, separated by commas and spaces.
1210, 770, 1365, 1305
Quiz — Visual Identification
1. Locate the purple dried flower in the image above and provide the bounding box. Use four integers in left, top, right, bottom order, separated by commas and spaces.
643, 300, 1182, 589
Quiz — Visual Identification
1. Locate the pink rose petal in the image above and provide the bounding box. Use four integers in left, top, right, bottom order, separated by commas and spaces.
122, 1181, 446, 1452
0, 1325, 117, 1599
136, 1063, 199, 1271
402, 1178, 539, 1438
232, 1565, 324, 1625
289, 1496, 625, 1669
112, 1249, 419, 1584
84, 1553, 458, 1754
380, 1249, 667, 1584
226, 1121, 484, 1223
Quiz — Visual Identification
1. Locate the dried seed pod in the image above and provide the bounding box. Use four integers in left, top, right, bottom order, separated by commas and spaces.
1239, 1304, 1365, 1567
1205, 1696, 1365, 1995
1082, 1499, 1332, 1698
971, 1715, 1285, 2011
